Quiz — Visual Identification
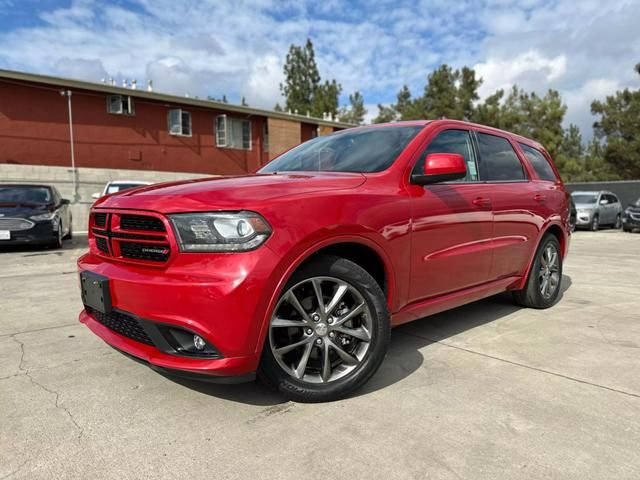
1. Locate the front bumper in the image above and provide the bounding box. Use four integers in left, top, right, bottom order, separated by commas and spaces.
78, 245, 282, 380
622, 215, 640, 230
0, 220, 57, 246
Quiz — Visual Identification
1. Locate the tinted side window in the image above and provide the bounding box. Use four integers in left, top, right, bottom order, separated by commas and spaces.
519, 144, 557, 181
413, 129, 478, 181
476, 133, 525, 181
609, 194, 619, 204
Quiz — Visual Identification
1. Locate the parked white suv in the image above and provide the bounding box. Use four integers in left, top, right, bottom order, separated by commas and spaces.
571, 190, 623, 231
92, 181, 152, 200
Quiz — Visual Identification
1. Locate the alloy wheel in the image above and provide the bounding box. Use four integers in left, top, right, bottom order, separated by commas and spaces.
269, 276, 372, 384
538, 244, 560, 299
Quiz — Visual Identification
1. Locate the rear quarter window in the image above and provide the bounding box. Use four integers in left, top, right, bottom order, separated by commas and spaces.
519, 144, 558, 181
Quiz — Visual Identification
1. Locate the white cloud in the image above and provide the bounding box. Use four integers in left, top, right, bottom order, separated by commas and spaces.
474, 51, 567, 98
0, 0, 638, 137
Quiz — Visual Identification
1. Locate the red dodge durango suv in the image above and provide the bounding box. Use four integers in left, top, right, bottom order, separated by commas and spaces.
78, 120, 571, 402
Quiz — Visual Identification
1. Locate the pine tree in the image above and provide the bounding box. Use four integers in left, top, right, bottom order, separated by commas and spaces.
338, 91, 367, 124
280, 39, 321, 114
591, 63, 640, 179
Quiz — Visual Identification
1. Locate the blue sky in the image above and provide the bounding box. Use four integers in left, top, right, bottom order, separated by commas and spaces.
1, 0, 640, 134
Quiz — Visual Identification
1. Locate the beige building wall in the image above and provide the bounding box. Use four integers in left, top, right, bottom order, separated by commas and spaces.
267, 118, 302, 160
318, 125, 334, 136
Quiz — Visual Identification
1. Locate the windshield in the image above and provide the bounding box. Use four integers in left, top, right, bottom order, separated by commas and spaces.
106, 183, 145, 194
259, 126, 423, 174
571, 193, 598, 204
0, 186, 51, 204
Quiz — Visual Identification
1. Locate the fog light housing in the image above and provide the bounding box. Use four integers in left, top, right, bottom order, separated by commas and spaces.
156, 326, 222, 358
193, 335, 206, 351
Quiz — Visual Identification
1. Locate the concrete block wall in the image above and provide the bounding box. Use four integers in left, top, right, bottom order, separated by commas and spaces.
0, 164, 209, 231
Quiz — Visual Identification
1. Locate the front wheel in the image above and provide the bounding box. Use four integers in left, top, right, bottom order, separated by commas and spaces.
590, 214, 599, 231
259, 255, 390, 403
513, 234, 563, 309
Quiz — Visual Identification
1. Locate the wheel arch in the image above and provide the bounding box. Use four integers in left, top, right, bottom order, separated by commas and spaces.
514, 221, 567, 291
254, 235, 396, 355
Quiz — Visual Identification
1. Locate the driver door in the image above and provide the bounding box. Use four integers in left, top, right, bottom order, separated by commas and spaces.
407, 129, 494, 303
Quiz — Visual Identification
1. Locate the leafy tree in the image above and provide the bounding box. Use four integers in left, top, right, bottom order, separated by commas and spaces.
591, 63, 640, 179
338, 91, 367, 125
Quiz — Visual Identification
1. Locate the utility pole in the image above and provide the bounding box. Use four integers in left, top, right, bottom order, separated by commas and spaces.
59, 90, 78, 201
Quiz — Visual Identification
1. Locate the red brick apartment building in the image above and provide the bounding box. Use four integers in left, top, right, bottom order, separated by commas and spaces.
0, 69, 351, 175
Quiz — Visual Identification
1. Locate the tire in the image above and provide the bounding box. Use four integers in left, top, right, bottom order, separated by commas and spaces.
51, 224, 63, 249
590, 214, 599, 232
65, 217, 73, 240
614, 214, 621, 229
259, 255, 390, 403
513, 233, 563, 309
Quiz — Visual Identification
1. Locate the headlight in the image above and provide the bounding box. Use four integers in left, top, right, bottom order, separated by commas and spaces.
169, 211, 272, 252
577, 208, 592, 216
30, 212, 56, 221
625, 207, 631, 214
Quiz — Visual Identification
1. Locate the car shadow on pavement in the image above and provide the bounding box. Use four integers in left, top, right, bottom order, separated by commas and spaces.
151, 275, 572, 406
0, 234, 87, 254
354, 274, 573, 398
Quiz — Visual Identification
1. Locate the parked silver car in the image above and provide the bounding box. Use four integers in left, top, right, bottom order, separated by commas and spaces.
571, 191, 623, 231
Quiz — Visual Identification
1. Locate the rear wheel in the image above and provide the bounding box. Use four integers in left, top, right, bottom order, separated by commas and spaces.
51, 224, 63, 249
259, 255, 390, 403
513, 234, 563, 309
614, 214, 621, 229
65, 216, 73, 239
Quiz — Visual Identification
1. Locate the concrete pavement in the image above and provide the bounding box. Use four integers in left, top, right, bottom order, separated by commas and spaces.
1, 231, 639, 479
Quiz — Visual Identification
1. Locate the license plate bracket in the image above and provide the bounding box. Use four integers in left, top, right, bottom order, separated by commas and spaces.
80, 271, 112, 314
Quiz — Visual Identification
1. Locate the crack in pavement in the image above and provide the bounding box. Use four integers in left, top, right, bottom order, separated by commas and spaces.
0, 323, 77, 339
0, 459, 28, 480
11, 335, 85, 441
396, 329, 640, 400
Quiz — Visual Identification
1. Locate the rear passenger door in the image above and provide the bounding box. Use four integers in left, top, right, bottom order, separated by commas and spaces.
408, 128, 494, 302
474, 132, 541, 281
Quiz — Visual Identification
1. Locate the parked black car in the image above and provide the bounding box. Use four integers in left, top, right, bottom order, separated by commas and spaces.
0, 184, 72, 248
622, 198, 640, 232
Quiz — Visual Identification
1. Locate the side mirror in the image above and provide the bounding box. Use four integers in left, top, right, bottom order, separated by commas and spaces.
92, 192, 101, 200
411, 153, 467, 185
60, 198, 71, 205
599, 198, 608, 205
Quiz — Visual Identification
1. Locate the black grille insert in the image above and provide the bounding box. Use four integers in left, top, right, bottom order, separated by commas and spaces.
94, 213, 107, 228
120, 215, 165, 232
120, 242, 170, 262
95, 236, 109, 253
87, 308, 154, 346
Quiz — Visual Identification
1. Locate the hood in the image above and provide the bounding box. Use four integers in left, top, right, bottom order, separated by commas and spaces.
94, 172, 366, 212
0, 202, 51, 217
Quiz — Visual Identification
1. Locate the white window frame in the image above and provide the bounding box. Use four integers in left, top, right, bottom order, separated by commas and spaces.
107, 95, 134, 116
168, 109, 192, 137
215, 115, 251, 150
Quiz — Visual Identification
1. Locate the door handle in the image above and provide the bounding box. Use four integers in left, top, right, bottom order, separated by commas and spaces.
534, 194, 546, 203
472, 197, 492, 208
